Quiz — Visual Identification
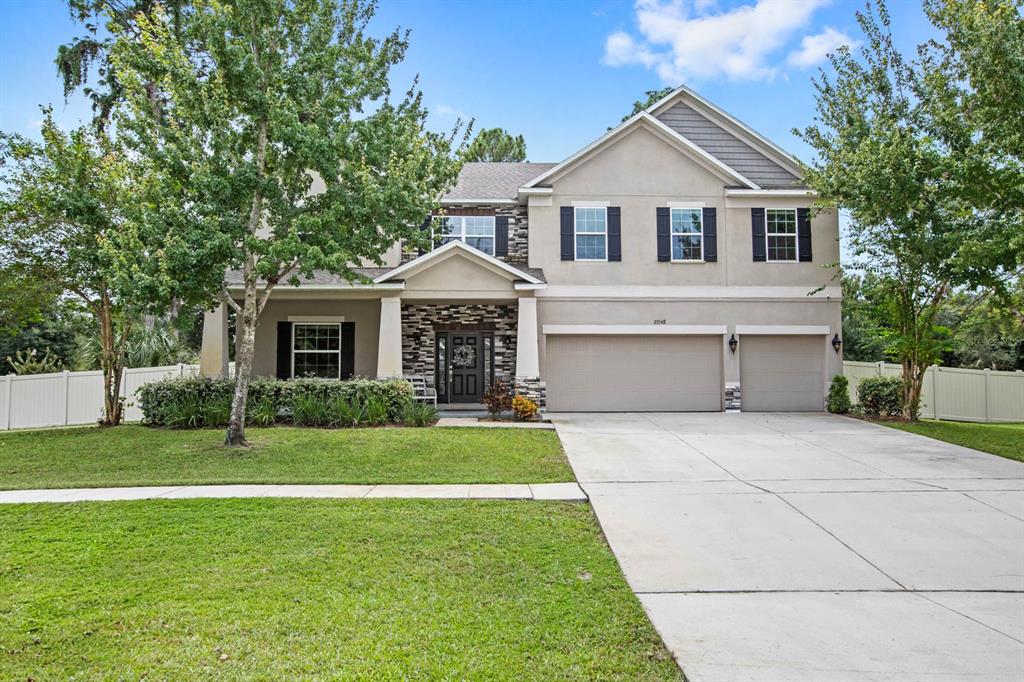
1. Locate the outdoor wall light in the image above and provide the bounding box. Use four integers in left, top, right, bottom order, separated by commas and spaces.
728, 334, 738, 353
832, 334, 842, 353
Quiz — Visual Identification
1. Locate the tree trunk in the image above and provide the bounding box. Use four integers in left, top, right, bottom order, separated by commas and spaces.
97, 292, 125, 427
902, 360, 927, 421
225, 285, 258, 446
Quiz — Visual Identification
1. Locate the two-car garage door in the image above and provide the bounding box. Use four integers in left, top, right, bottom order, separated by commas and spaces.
544, 335, 723, 412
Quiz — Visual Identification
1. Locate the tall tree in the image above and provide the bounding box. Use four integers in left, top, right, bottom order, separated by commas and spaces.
113, 0, 465, 446
796, 1, 1019, 419
463, 128, 526, 162
0, 113, 156, 424
619, 86, 675, 123
56, 0, 187, 129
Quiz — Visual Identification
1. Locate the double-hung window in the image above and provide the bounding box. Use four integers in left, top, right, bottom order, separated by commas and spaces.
671, 208, 703, 261
766, 209, 798, 262
574, 207, 607, 261
433, 215, 495, 255
292, 323, 341, 379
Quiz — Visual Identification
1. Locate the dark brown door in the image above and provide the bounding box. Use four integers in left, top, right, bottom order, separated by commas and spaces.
449, 333, 483, 403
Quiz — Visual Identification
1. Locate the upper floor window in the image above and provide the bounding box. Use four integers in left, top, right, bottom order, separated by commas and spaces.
433, 215, 495, 255
292, 323, 341, 379
671, 208, 703, 261
766, 209, 798, 262
574, 207, 607, 261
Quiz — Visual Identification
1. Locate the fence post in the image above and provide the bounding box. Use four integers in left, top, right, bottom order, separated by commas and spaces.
876, 361, 884, 376
2, 374, 11, 431
62, 370, 70, 426
178, 363, 185, 377
931, 366, 939, 420
983, 369, 991, 423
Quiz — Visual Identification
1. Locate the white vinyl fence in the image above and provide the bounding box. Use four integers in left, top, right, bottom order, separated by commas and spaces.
844, 361, 1024, 423
0, 364, 201, 430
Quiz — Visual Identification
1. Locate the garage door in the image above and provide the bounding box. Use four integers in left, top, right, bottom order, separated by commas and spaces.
740, 335, 825, 412
544, 335, 723, 412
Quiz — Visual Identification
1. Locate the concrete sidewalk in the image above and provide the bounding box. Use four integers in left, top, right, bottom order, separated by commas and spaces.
0, 482, 587, 504
551, 412, 1024, 682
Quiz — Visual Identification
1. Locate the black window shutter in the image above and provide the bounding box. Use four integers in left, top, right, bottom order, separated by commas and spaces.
417, 215, 432, 256
702, 207, 717, 262
797, 208, 812, 262
751, 208, 766, 262
607, 207, 621, 261
340, 321, 356, 379
560, 207, 574, 261
495, 215, 509, 257
656, 207, 670, 262
276, 321, 293, 379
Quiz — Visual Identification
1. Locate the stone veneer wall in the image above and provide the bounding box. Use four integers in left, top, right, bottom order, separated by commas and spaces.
401, 203, 529, 264
514, 377, 547, 410
401, 304, 518, 386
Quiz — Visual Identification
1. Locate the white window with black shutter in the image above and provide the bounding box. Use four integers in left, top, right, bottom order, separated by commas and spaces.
658, 206, 717, 263
277, 319, 355, 379
432, 215, 496, 255
751, 207, 812, 263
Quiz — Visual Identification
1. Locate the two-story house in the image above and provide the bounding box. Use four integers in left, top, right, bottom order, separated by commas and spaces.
200, 85, 842, 412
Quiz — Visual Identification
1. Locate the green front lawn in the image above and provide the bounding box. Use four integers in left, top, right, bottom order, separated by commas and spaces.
879, 419, 1024, 463
0, 425, 571, 490
0, 499, 680, 680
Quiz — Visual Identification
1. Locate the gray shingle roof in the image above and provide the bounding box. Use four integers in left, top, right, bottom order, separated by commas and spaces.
442, 162, 556, 202
224, 268, 390, 287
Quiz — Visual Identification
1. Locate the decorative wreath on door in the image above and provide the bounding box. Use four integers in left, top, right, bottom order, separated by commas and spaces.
452, 344, 476, 368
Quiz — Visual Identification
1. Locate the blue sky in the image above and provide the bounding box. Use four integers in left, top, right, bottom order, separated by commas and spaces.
0, 0, 937, 164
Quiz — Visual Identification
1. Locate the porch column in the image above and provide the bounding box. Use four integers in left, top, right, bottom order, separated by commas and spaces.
515, 296, 540, 378
377, 296, 403, 378
199, 303, 229, 377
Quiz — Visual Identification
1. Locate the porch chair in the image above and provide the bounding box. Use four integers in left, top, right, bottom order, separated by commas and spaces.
405, 375, 437, 405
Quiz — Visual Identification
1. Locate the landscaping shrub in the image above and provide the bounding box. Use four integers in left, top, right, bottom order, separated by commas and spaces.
401, 399, 438, 427
856, 375, 904, 418
330, 395, 366, 428
363, 396, 390, 426
512, 395, 539, 421
483, 380, 513, 418
826, 375, 851, 414
292, 392, 333, 427
138, 376, 415, 427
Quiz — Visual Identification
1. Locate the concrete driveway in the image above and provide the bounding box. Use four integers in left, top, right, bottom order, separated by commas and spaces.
550, 412, 1024, 682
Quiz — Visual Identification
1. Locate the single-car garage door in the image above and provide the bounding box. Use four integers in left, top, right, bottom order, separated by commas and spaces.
544, 335, 723, 412
740, 335, 825, 412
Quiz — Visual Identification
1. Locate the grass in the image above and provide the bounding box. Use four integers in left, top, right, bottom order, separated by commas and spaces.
0, 425, 571, 490
879, 419, 1024, 463
0, 499, 680, 680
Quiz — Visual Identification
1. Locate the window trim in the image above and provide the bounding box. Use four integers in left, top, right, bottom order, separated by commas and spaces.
669, 206, 704, 263
573, 206, 608, 262
291, 321, 342, 380
764, 207, 800, 264
431, 215, 496, 255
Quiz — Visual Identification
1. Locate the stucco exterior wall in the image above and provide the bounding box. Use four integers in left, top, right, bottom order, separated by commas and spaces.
249, 299, 382, 378
527, 125, 840, 290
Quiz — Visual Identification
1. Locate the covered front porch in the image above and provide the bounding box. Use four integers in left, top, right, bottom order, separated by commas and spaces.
200, 241, 545, 405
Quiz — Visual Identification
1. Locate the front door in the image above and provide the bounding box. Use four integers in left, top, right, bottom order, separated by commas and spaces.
448, 333, 483, 403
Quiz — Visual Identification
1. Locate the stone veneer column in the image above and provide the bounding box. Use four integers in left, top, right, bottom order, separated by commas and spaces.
199, 303, 229, 377
377, 297, 403, 378
515, 296, 539, 378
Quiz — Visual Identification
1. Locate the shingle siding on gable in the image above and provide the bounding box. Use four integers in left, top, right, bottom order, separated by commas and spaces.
656, 102, 804, 188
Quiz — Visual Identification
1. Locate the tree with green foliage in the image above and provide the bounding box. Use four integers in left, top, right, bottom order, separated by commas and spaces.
796, 0, 1021, 420
56, 0, 188, 130
463, 128, 526, 162
620, 86, 675, 123
113, 0, 465, 446
0, 113, 159, 423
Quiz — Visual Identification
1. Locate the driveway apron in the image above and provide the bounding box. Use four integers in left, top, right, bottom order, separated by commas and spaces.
551, 412, 1024, 682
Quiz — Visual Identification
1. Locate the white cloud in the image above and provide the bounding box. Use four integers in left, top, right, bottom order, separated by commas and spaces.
786, 26, 858, 68
603, 0, 830, 83
434, 103, 466, 118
